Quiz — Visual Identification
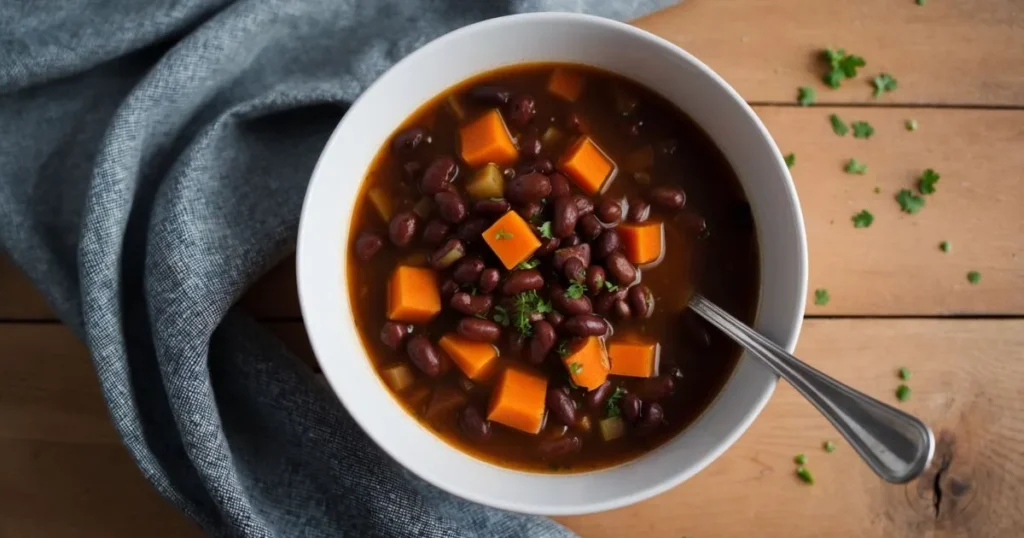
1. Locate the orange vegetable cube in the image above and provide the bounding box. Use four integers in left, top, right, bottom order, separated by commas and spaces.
618, 221, 665, 265
608, 339, 661, 378
438, 334, 498, 381
386, 266, 441, 323
488, 367, 548, 434
558, 136, 616, 195
459, 109, 518, 168
547, 68, 586, 102
562, 336, 610, 391
482, 210, 541, 269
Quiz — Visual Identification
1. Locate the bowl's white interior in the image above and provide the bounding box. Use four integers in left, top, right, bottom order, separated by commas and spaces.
297, 13, 807, 515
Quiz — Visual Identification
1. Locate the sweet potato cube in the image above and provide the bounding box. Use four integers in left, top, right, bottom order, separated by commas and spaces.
618, 221, 665, 265
562, 336, 610, 391
387, 266, 441, 323
488, 367, 548, 434
558, 136, 616, 195
482, 210, 541, 269
547, 68, 586, 102
459, 109, 518, 168
439, 334, 498, 381
608, 339, 661, 378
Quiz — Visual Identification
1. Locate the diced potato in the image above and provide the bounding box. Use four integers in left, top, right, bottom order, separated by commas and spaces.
599, 416, 626, 441
367, 186, 392, 222
380, 363, 415, 392
412, 197, 433, 219
575, 415, 593, 433
541, 126, 564, 148
465, 163, 505, 200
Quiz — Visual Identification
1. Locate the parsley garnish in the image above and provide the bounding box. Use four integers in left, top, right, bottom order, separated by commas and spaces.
785, 153, 796, 169
814, 288, 830, 306
603, 281, 618, 292
845, 158, 868, 175
537, 221, 553, 239
906, 119, 918, 132
829, 114, 849, 136
605, 386, 626, 418
851, 121, 874, 139
852, 209, 874, 228
940, 241, 950, 253
898, 367, 911, 381
512, 290, 552, 336
823, 48, 866, 88
874, 186, 881, 194
798, 86, 816, 106
896, 189, 925, 214
872, 73, 898, 98
569, 361, 583, 375
918, 169, 940, 194
823, 440, 836, 453
494, 229, 513, 240
895, 384, 912, 402
516, 259, 540, 270
794, 453, 807, 465
492, 305, 510, 327
556, 340, 570, 358
796, 467, 815, 485
565, 282, 587, 299
967, 271, 981, 285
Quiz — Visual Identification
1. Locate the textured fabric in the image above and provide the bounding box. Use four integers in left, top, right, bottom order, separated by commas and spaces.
0, 0, 674, 536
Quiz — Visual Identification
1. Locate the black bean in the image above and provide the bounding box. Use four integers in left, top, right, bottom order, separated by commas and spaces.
636, 402, 665, 433
537, 435, 582, 459
354, 232, 384, 261
628, 284, 655, 319
455, 218, 489, 243
561, 234, 581, 247
592, 228, 621, 260
627, 197, 650, 223
571, 194, 594, 216
428, 238, 464, 269
452, 257, 485, 284
535, 236, 560, 256
613, 299, 632, 320
621, 393, 642, 423
649, 186, 686, 210
468, 85, 511, 106
504, 94, 536, 127
440, 278, 459, 304
391, 127, 430, 153
577, 214, 602, 240
421, 219, 450, 247
564, 314, 607, 337
450, 292, 493, 316
563, 257, 586, 284
457, 317, 502, 343
585, 381, 613, 411
551, 285, 593, 316
421, 156, 458, 195
388, 212, 418, 247
546, 311, 565, 329
380, 322, 411, 350
406, 335, 441, 377
515, 158, 554, 176
472, 198, 510, 217
459, 405, 492, 442
526, 321, 557, 365
549, 172, 571, 198
434, 190, 468, 224
596, 199, 623, 225
552, 243, 590, 270
506, 172, 551, 205
478, 268, 500, 294
605, 251, 638, 285
546, 386, 577, 426
519, 134, 542, 158
501, 270, 544, 295
552, 196, 579, 239
585, 266, 605, 296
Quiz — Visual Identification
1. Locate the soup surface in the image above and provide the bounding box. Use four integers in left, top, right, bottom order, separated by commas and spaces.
347, 63, 759, 472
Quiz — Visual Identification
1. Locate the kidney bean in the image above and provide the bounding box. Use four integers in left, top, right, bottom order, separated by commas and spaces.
421, 219, 450, 247
584, 381, 613, 411
450, 292, 493, 316
440, 278, 459, 304
605, 251, 638, 285
563, 257, 586, 284
459, 405, 492, 442
546, 311, 565, 329
452, 257, 484, 284
593, 288, 628, 317
592, 229, 620, 260
551, 196, 578, 239
564, 314, 608, 337
403, 161, 423, 183
561, 234, 580, 247
428, 238, 464, 270
649, 186, 687, 210
551, 285, 593, 316
596, 199, 623, 225
627, 197, 651, 223
526, 321, 557, 365
519, 134, 542, 158
516, 202, 543, 222
613, 299, 632, 320
577, 214, 603, 240
640, 375, 676, 400
571, 194, 594, 216
472, 198, 510, 217
585, 266, 605, 295
515, 158, 554, 176
391, 126, 430, 153
388, 211, 418, 247
504, 94, 536, 127
621, 393, 642, 423
546, 386, 577, 426
535, 236, 560, 256
457, 317, 502, 343
455, 218, 488, 243
434, 190, 467, 224
552, 243, 590, 270
468, 85, 511, 105
406, 335, 441, 377
421, 156, 458, 195
549, 172, 571, 198
501, 269, 544, 295
380, 322, 411, 351
354, 232, 384, 261
478, 268, 500, 294
636, 402, 665, 433
537, 434, 582, 459
628, 284, 655, 319
506, 173, 551, 205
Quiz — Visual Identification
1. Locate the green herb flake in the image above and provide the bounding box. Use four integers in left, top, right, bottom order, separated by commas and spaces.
603, 281, 619, 292
872, 73, 898, 98
852, 209, 874, 228
829, 114, 849, 136
823, 440, 836, 453
852, 121, 875, 139
569, 362, 583, 375
538, 221, 553, 239
822, 48, 866, 88
918, 169, 940, 195
845, 158, 868, 175
967, 271, 981, 285
940, 241, 950, 253
896, 189, 925, 214
794, 453, 807, 465
916, 0, 925, 5
556, 340, 570, 358
796, 467, 815, 484
906, 119, 918, 131
896, 384, 912, 402
494, 229, 514, 240
814, 288, 831, 306
874, 187, 881, 194
605, 386, 627, 418
512, 290, 552, 336
798, 86, 816, 106
492, 306, 510, 327
785, 153, 796, 169
898, 367, 911, 381
566, 281, 587, 299
516, 259, 540, 270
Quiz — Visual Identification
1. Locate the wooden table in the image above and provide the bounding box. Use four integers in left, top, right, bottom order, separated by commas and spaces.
2, 1, 1022, 536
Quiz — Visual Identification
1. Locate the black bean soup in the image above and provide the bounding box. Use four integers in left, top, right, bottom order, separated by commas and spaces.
347, 63, 759, 472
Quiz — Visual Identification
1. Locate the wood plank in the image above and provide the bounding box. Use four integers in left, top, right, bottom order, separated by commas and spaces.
635, 0, 1024, 106
0, 255, 52, 320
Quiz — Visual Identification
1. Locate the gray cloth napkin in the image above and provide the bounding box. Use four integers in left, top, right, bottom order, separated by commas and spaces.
0, 0, 673, 536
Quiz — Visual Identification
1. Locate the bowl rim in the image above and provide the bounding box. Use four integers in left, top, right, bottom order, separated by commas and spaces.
297, 11, 807, 515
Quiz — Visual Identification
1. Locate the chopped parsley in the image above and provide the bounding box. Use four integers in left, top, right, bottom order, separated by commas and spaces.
796, 467, 815, 484
516, 259, 540, 270
569, 361, 583, 375
566, 281, 587, 299
537, 221, 553, 239
851, 121, 875, 139
823, 440, 836, 453
798, 86, 816, 106
512, 290, 552, 335
603, 281, 619, 292
823, 48, 866, 88
845, 158, 868, 175
492, 305, 510, 327
494, 229, 513, 240
785, 153, 796, 169
605, 386, 627, 418
906, 119, 918, 131
896, 189, 925, 214
814, 288, 831, 306
872, 73, 898, 98
916, 0, 925, 5
918, 169, 940, 195
829, 114, 849, 136
794, 453, 807, 465
896, 384, 912, 402
852, 209, 874, 228
556, 340, 570, 358
967, 271, 981, 285
940, 241, 950, 253
874, 186, 881, 194
898, 367, 911, 381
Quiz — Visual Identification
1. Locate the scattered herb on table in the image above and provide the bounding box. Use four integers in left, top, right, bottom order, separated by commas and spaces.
896, 384, 912, 402
874, 186, 881, 194
796, 467, 815, 484
906, 119, 918, 131
852, 121, 875, 139
967, 271, 981, 285
918, 168, 940, 194
785, 153, 796, 169
896, 189, 925, 214
940, 241, 950, 253
899, 367, 911, 381
845, 158, 868, 174
852, 209, 874, 228
814, 288, 831, 306
794, 453, 807, 465
916, 0, 926, 5
823, 440, 836, 453
537, 221, 553, 239
823, 48, 866, 88
798, 86, 816, 106
830, 114, 849, 136
872, 73, 898, 98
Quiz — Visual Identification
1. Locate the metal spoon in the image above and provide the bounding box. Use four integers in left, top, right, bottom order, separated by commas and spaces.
688, 293, 934, 483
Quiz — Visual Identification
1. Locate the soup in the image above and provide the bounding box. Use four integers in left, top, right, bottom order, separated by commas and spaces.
346, 63, 759, 472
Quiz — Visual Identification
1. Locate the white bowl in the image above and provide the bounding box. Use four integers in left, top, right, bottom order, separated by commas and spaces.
297, 12, 807, 515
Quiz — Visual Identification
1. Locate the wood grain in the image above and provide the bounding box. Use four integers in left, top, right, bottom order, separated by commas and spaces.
634, 0, 1024, 106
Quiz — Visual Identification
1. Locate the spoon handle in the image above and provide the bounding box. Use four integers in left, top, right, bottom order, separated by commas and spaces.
688, 294, 934, 483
